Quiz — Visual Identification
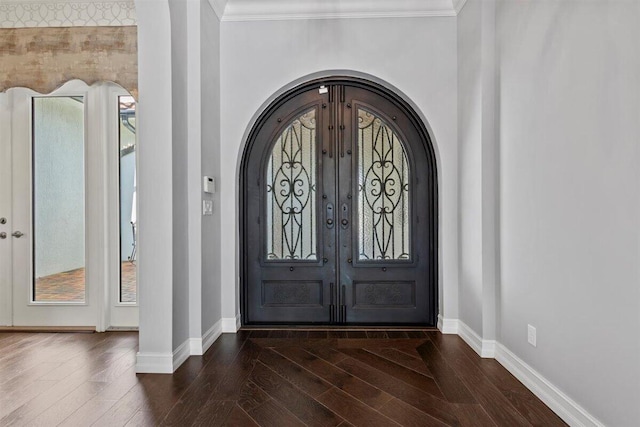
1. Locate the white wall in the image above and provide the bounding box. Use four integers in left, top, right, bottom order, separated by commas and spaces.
200, 0, 222, 334
497, 1, 640, 425
135, 0, 174, 372
220, 16, 459, 325
168, 0, 191, 350
457, 0, 483, 335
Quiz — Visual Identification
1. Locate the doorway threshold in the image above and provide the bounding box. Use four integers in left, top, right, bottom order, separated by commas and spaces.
240, 326, 438, 331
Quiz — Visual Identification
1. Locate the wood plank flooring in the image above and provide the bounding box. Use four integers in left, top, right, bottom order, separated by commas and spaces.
0, 329, 566, 426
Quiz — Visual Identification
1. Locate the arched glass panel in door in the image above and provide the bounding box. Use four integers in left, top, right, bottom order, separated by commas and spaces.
357, 108, 410, 261
265, 109, 317, 261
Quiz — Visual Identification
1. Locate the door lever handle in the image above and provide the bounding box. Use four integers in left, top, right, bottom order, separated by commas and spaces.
340, 204, 349, 229
326, 203, 334, 229
12, 231, 23, 238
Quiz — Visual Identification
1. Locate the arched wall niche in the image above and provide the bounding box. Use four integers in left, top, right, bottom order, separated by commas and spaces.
0, 26, 138, 98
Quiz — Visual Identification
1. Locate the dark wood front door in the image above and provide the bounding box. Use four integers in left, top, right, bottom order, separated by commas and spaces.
242, 78, 437, 326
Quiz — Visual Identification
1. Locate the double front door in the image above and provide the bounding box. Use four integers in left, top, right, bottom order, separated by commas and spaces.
243, 80, 436, 326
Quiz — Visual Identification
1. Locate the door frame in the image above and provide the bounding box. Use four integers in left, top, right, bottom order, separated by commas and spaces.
239, 76, 439, 326
0, 91, 13, 326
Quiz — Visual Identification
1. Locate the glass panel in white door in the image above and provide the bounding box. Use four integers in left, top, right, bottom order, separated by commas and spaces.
33, 97, 86, 302
119, 95, 137, 303
108, 86, 138, 328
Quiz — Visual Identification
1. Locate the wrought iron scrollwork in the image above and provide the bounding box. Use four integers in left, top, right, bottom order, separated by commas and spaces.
358, 108, 410, 261
266, 109, 317, 260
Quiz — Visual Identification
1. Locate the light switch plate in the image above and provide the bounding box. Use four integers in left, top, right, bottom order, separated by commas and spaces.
528, 324, 537, 347
203, 200, 213, 216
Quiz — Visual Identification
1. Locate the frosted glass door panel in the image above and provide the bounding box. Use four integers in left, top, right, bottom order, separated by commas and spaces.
357, 108, 410, 261
266, 109, 317, 261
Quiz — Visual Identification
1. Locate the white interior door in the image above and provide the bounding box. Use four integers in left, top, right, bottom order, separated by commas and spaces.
10, 84, 97, 326
0, 81, 138, 329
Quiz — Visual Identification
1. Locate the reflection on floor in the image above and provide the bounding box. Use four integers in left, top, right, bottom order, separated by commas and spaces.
34, 262, 137, 302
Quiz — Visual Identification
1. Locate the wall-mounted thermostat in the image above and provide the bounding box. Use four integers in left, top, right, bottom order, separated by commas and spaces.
203, 176, 215, 194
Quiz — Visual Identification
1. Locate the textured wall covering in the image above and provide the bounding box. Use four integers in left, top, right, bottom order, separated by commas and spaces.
0, 1, 136, 28
0, 26, 137, 96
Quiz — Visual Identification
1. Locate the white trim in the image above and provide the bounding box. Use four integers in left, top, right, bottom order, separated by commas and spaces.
202, 319, 223, 354
189, 338, 204, 356
438, 317, 495, 358
135, 351, 173, 374
172, 339, 191, 372
457, 320, 482, 354
221, 314, 241, 333
0, 1, 137, 28
207, 0, 227, 20
221, 0, 459, 22
437, 314, 459, 334
190, 319, 222, 356
495, 343, 605, 427
453, 0, 469, 14
456, 321, 496, 358
481, 339, 496, 358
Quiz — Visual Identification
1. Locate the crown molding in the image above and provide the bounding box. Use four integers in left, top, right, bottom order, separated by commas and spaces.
221, 0, 460, 22
453, 0, 469, 14
207, 0, 227, 20
0, 0, 136, 28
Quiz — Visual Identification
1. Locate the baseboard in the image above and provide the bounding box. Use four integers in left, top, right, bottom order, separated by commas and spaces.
135, 351, 174, 374
456, 320, 495, 358
480, 339, 496, 358
438, 317, 602, 425
437, 314, 459, 334
0, 326, 95, 333
187, 319, 223, 356
172, 339, 191, 372
221, 314, 241, 333
495, 343, 604, 427
189, 338, 203, 356
201, 319, 222, 354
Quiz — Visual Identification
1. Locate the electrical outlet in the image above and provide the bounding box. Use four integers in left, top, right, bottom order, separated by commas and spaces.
528, 324, 537, 347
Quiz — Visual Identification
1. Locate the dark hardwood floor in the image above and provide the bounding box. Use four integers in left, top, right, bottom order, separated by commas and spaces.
0, 329, 566, 426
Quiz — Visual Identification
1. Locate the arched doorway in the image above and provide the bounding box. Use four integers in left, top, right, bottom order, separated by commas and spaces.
241, 77, 437, 326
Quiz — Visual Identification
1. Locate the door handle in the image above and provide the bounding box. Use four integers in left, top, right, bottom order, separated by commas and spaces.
12, 231, 23, 238
0, 232, 6, 239
340, 203, 349, 229
326, 203, 334, 228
